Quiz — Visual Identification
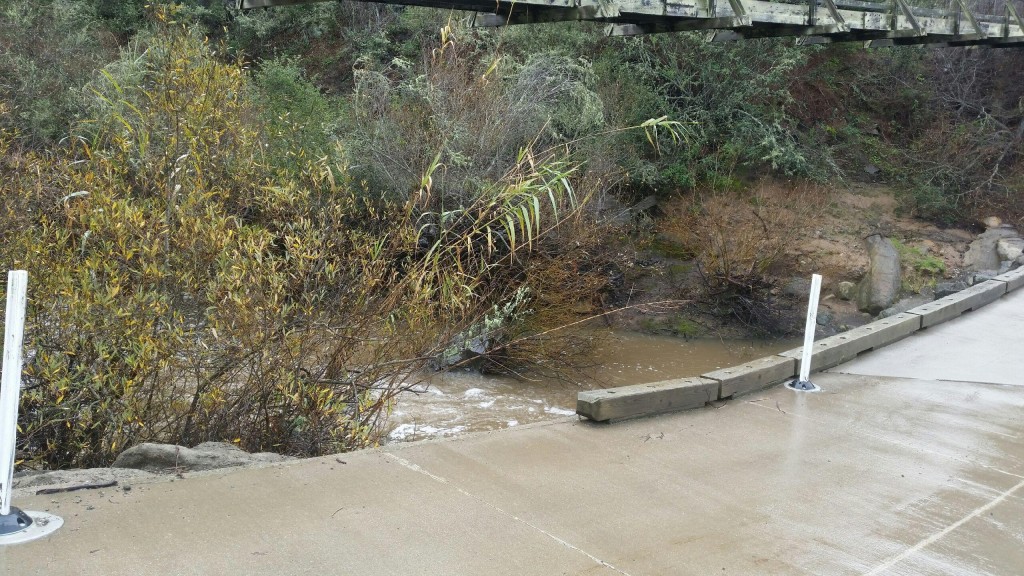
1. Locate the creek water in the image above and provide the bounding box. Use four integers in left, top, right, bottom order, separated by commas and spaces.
385, 330, 796, 443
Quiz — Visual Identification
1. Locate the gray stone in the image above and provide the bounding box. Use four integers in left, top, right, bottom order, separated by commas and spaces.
879, 295, 931, 318
13, 468, 161, 492
934, 280, 968, 299
835, 281, 857, 301
972, 270, 999, 285
996, 237, 1024, 262
856, 234, 902, 315
112, 442, 294, 474
964, 227, 1019, 271
816, 310, 834, 326
783, 277, 811, 298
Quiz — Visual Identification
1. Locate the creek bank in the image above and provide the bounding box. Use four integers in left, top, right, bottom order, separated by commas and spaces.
606, 184, 1022, 339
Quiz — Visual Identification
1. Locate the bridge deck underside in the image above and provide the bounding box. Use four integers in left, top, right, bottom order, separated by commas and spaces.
241, 0, 1024, 46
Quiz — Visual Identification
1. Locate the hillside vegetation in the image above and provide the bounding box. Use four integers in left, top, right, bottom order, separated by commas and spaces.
1, 0, 1022, 467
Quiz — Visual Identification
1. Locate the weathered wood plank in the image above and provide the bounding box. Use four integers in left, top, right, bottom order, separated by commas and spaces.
577, 377, 717, 422
703, 355, 797, 399
240, 0, 1024, 46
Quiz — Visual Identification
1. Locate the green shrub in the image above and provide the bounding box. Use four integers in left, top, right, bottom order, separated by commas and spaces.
2, 16, 598, 469
892, 239, 946, 292
660, 182, 823, 333
252, 56, 339, 173
0, 1, 117, 145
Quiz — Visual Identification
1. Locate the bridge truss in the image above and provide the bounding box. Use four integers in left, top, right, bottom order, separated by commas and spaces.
239, 0, 1024, 46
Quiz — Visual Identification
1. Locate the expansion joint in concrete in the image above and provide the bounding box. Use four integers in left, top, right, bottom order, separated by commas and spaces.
384, 453, 636, 576
861, 477, 1024, 575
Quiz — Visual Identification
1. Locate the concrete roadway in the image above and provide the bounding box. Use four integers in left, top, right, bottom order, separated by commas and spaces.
3, 289, 1024, 575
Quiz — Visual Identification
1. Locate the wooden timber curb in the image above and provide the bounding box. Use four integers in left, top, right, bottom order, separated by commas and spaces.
577, 267, 1024, 422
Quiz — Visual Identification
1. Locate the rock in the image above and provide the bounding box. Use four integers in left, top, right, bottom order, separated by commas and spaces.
13, 468, 161, 491
629, 195, 658, 214
1014, 255, 1024, 270
996, 237, 1024, 262
879, 295, 931, 318
816, 310, 834, 326
964, 227, 1019, 271
783, 277, 811, 298
971, 271, 998, 284
981, 216, 1002, 229
856, 234, 902, 315
864, 164, 881, 176
834, 281, 857, 301
112, 442, 294, 473
934, 280, 968, 298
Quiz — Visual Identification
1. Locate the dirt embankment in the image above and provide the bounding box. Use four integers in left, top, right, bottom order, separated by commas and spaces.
608, 182, 985, 339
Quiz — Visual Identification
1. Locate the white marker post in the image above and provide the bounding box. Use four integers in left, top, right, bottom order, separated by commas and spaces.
789, 273, 822, 392
0, 271, 28, 518
0, 271, 62, 543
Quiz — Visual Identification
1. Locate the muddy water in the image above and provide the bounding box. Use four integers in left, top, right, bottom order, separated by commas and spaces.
385, 331, 796, 443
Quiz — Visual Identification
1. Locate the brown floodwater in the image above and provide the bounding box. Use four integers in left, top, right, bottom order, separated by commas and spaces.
384, 330, 796, 443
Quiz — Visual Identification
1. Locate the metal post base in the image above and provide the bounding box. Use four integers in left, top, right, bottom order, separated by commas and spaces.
0, 509, 63, 545
786, 379, 821, 392
0, 507, 32, 535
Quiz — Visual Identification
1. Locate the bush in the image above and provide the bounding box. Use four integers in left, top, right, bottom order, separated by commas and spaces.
2, 15, 598, 469
660, 181, 823, 333
892, 239, 946, 293
0, 1, 117, 145
344, 24, 611, 203
251, 56, 339, 172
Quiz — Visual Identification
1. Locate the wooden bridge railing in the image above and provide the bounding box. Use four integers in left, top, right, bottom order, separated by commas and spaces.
238, 0, 1024, 46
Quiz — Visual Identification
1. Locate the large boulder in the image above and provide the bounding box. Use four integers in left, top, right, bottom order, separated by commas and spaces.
996, 237, 1024, 262
879, 295, 931, 318
964, 227, 1018, 271
857, 234, 902, 315
112, 441, 294, 474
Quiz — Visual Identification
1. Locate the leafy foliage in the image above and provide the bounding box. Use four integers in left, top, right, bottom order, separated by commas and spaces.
1, 16, 600, 468
660, 182, 824, 332
0, 1, 117, 144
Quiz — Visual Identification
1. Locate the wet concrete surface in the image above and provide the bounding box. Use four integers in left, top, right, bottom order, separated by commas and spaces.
833, 288, 1024, 386
3, 291, 1023, 575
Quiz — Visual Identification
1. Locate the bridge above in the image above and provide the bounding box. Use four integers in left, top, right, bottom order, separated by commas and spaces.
239, 0, 1024, 46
